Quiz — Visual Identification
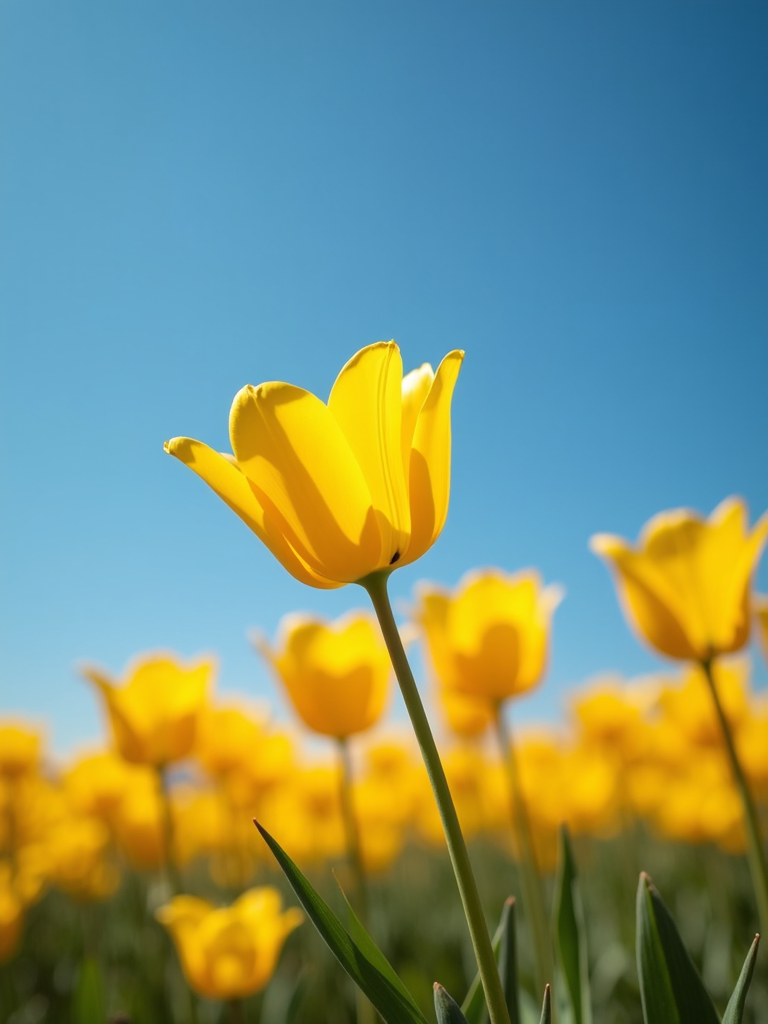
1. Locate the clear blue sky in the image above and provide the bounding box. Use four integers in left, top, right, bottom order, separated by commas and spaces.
2, 1, 767, 755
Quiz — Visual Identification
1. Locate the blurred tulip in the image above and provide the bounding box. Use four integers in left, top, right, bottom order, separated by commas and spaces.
438, 690, 494, 739
755, 594, 768, 665
0, 721, 42, 778
64, 749, 150, 824
45, 817, 119, 901
413, 568, 563, 702
659, 658, 749, 748
82, 652, 214, 765
259, 766, 345, 866
256, 612, 391, 739
591, 497, 768, 661
112, 774, 166, 871
157, 888, 303, 1000
0, 865, 24, 964
166, 342, 463, 587
196, 704, 264, 778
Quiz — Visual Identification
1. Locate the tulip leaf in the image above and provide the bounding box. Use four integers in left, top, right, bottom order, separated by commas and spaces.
72, 957, 106, 1024
538, 985, 552, 1024
333, 870, 423, 1011
636, 873, 719, 1024
460, 905, 505, 1024
722, 934, 760, 1024
554, 827, 592, 1024
255, 820, 429, 1024
435, 983, 471, 1024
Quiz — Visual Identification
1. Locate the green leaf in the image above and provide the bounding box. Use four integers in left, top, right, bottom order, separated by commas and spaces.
334, 870, 423, 1011
460, 904, 505, 1024
255, 819, 428, 1024
72, 957, 106, 1024
636, 872, 719, 1024
499, 897, 521, 1024
538, 985, 551, 1024
554, 826, 592, 1024
722, 935, 760, 1024
435, 983, 471, 1024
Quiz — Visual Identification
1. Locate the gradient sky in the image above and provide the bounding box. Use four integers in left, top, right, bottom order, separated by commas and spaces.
2, 1, 767, 756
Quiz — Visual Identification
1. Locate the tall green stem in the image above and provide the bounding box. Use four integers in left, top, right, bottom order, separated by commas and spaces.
337, 737, 370, 926
701, 657, 768, 934
494, 705, 554, 1004
157, 765, 183, 898
337, 737, 376, 1024
361, 571, 511, 1024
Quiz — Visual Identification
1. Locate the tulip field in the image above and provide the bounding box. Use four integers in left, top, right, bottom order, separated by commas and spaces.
2, 344, 768, 1024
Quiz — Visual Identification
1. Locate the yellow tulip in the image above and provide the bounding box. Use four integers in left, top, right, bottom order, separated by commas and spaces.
658, 659, 749, 748
755, 594, 768, 666
157, 887, 303, 1000
112, 774, 166, 870
0, 865, 24, 964
196, 704, 264, 779
438, 689, 495, 739
82, 652, 214, 765
165, 341, 463, 587
64, 749, 150, 823
257, 612, 391, 739
590, 497, 768, 661
258, 765, 346, 866
413, 569, 563, 702
45, 817, 120, 901
0, 721, 42, 778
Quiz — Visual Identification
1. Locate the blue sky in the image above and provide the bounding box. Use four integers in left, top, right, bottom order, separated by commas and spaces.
1, 1, 767, 755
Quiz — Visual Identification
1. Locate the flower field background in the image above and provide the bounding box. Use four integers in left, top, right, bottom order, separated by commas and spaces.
2, 495, 768, 1022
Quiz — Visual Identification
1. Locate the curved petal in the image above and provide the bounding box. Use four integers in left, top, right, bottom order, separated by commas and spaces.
400, 363, 434, 477
400, 350, 464, 566
590, 534, 701, 660
165, 437, 339, 590
229, 383, 381, 584
328, 342, 410, 566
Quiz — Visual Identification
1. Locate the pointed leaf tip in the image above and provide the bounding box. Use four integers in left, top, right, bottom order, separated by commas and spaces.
722, 934, 760, 1024
434, 984, 471, 1024
539, 985, 552, 1024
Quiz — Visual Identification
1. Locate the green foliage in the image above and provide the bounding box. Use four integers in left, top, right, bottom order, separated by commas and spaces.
554, 826, 591, 1024
255, 820, 429, 1024
72, 956, 106, 1024
636, 872, 719, 1024
722, 935, 760, 1024
435, 983, 471, 1024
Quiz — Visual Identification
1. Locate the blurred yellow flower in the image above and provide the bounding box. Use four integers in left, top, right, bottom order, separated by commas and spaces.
413, 569, 563, 702
64, 749, 150, 824
82, 652, 214, 765
590, 497, 768, 662
659, 658, 749, 748
195, 704, 264, 779
0, 866, 24, 964
165, 341, 463, 587
439, 690, 494, 739
45, 818, 119, 901
755, 594, 768, 666
157, 888, 303, 1000
257, 612, 391, 739
0, 721, 42, 778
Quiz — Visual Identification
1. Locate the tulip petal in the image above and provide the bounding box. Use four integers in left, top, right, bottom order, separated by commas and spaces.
401, 350, 464, 565
401, 363, 434, 478
328, 342, 411, 566
165, 437, 340, 590
230, 383, 382, 583
590, 534, 700, 660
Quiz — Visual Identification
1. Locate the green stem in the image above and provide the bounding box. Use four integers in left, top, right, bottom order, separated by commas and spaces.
337, 737, 376, 1024
229, 998, 245, 1024
157, 765, 183, 898
701, 657, 768, 934
494, 705, 554, 1003
361, 571, 511, 1024
337, 737, 370, 926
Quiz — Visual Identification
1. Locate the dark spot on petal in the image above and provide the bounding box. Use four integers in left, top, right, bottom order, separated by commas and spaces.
389, 551, 400, 565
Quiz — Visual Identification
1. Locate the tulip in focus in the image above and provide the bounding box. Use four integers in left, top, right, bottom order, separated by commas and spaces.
590, 497, 768, 662
256, 612, 391, 739
82, 652, 214, 765
165, 341, 463, 587
157, 887, 303, 1000
414, 568, 563, 703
